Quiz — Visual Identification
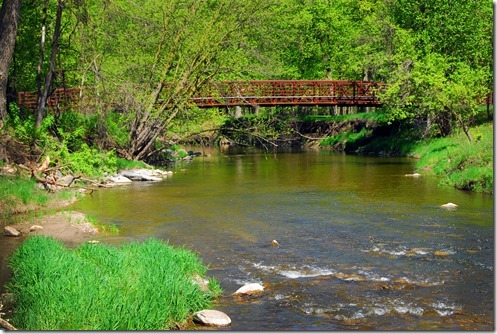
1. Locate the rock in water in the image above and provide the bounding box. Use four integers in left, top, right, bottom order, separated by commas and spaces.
193, 310, 231, 327
271, 239, 280, 247
233, 283, 265, 295
441, 202, 458, 209
4, 226, 20, 237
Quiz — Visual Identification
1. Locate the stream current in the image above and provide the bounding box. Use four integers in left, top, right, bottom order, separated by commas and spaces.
11, 148, 496, 330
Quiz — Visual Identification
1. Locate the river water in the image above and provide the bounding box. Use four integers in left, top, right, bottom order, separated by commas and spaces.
7, 148, 495, 330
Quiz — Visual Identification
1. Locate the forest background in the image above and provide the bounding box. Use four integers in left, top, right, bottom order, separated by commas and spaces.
0, 0, 493, 192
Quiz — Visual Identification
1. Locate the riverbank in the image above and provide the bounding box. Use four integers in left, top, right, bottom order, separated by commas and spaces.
0, 165, 222, 330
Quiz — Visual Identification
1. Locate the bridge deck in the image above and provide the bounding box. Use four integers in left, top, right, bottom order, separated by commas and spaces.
17, 80, 385, 111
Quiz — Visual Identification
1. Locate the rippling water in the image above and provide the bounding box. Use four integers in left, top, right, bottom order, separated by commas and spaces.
38, 149, 497, 329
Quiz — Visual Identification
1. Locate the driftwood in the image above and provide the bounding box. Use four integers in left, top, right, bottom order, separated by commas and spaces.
0, 317, 17, 330
18, 156, 104, 191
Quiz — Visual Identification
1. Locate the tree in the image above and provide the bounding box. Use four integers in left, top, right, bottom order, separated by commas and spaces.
35, 0, 64, 128
86, 0, 271, 160
0, 0, 23, 128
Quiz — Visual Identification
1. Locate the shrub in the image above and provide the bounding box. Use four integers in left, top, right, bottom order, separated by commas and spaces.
7, 236, 221, 330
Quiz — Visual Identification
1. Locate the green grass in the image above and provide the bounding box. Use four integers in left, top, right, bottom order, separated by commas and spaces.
116, 158, 149, 171
411, 122, 493, 193
0, 176, 49, 221
320, 127, 373, 148
0, 176, 48, 206
86, 215, 120, 234
7, 236, 221, 330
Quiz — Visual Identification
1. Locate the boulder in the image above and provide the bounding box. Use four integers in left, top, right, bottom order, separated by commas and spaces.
57, 175, 78, 187
120, 169, 164, 182
441, 202, 458, 209
4, 226, 21, 237
108, 175, 133, 184
193, 310, 231, 327
271, 239, 280, 247
233, 283, 264, 295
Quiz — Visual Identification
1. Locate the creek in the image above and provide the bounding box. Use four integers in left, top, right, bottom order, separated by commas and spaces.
5, 147, 495, 330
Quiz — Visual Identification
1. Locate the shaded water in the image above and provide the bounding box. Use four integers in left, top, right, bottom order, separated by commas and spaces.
21, 149, 497, 329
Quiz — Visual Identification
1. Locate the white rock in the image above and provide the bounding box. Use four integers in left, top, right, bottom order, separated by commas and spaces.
4, 226, 21, 237
441, 202, 458, 209
405, 173, 421, 177
193, 310, 231, 327
121, 169, 163, 181
30, 225, 44, 232
109, 175, 132, 183
271, 239, 280, 247
233, 283, 264, 295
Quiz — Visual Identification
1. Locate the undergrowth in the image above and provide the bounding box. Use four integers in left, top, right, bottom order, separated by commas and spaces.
411, 122, 493, 193
7, 236, 221, 330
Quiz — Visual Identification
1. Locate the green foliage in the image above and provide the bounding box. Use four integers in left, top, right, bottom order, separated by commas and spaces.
103, 111, 131, 149
320, 127, 373, 149
50, 144, 117, 177
115, 158, 148, 172
412, 122, 493, 193
7, 236, 221, 330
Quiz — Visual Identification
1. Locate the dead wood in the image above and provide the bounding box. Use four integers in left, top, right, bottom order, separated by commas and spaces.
0, 317, 17, 330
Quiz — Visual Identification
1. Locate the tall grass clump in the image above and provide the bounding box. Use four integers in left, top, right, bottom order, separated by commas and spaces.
0, 176, 49, 220
116, 158, 149, 171
0, 176, 47, 206
7, 236, 221, 330
411, 122, 493, 193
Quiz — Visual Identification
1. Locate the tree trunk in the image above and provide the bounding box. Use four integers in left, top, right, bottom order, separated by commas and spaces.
35, 0, 64, 128
0, 0, 23, 128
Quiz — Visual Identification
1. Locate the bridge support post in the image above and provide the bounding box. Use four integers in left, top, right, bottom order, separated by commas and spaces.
235, 106, 242, 118
251, 105, 259, 115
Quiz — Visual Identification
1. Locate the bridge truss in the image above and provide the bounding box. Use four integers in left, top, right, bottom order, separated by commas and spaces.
17, 80, 385, 111
190, 80, 384, 107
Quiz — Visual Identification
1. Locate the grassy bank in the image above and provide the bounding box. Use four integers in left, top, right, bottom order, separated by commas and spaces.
0, 176, 76, 224
410, 122, 493, 193
7, 236, 221, 330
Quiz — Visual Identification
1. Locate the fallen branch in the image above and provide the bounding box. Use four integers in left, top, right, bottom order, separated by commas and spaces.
78, 178, 109, 188
293, 129, 329, 141
0, 317, 17, 330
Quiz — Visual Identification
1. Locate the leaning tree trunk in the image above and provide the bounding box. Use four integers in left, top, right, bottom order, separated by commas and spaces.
0, 0, 23, 128
35, 0, 64, 128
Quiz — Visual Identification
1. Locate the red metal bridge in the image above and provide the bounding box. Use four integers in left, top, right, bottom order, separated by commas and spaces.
190, 80, 384, 107
17, 80, 385, 110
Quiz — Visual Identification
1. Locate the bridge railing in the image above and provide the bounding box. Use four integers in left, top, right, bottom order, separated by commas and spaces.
16, 80, 386, 111
190, 80, 385, 107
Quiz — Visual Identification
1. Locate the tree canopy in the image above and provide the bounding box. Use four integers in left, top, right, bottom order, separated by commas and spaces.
0, 0, 493, 157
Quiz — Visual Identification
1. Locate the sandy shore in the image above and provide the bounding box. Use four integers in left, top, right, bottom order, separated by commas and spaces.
8, 210, 99, 245
3, 190, 101, 247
